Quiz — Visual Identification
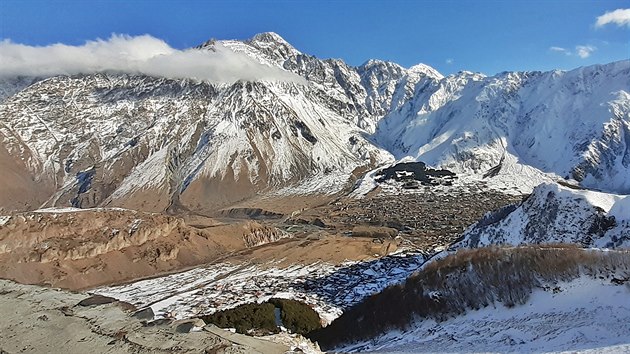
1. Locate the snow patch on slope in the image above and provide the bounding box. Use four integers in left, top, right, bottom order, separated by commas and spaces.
110, 146, 170, 199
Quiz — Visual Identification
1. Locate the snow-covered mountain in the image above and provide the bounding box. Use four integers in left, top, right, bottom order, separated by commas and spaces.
454, 182, 630, 249
213, 32, 442, 133
0, 32, 628, 213
0, 73, 390, 212
376, 61, 630, 194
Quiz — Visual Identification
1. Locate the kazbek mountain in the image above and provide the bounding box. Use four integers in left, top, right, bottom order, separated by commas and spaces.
0, 32, 628, 213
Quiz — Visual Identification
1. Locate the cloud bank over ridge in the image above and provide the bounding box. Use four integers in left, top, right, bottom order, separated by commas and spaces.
0, 34, 305, 84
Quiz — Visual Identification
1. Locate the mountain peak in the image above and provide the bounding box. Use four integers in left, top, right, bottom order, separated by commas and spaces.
407, 63, 443, 80
360, 59, 401, 68
243, 32, 301, 62
250, 32, 290, 44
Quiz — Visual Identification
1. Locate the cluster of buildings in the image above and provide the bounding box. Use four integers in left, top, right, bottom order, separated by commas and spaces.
324, 181, 520, 251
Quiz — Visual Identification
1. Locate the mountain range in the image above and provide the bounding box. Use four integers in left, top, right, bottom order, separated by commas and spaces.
1, 32, 630, 354
0, 32, 628, 216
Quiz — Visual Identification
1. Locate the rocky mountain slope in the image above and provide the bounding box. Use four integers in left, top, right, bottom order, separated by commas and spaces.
0, 33, 628, 214
0, 73, 390, 213
454, 183, 630, 249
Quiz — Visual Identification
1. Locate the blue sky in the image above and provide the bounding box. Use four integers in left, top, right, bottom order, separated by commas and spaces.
0, 0, 628, 75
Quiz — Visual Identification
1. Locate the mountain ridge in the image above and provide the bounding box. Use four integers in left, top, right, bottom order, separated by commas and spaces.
0, 32, 628, 213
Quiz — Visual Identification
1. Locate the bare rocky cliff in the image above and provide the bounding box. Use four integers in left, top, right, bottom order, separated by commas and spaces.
242, 223, 288, 248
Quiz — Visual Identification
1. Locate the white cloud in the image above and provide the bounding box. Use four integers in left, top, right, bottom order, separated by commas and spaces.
549, 46, 571, 55
595, 8, 630, 28
0, 34, 305, 84
550, 45, 597, 59
445, 58, 454, 65
575, 45, 596, 58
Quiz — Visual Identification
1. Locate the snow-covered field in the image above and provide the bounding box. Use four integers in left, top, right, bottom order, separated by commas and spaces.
95, 253, 426, 324
339, 277, 630, 353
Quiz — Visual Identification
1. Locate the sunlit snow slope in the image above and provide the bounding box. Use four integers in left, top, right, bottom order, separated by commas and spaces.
457, 183, 630, 249
376, 61, 630, 193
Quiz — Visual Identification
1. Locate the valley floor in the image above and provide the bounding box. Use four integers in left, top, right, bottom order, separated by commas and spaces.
1, 175, 629, 353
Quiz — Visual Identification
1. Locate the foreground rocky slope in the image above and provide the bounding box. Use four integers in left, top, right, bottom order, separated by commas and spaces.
0, 279, 294, 354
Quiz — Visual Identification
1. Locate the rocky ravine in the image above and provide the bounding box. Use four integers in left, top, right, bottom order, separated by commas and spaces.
0, 208, 287, 290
